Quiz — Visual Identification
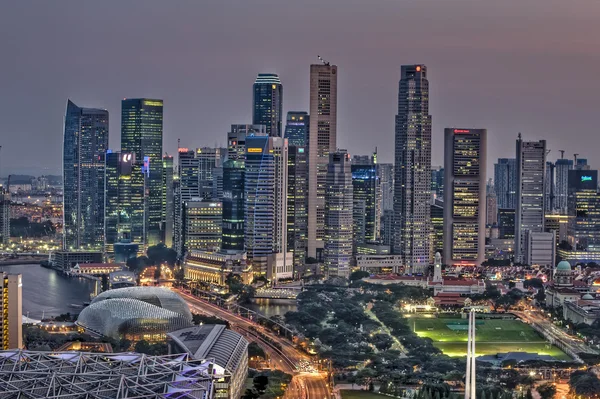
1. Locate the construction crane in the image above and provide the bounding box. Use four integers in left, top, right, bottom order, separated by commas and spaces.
317, 55, 330, 66
559, 150, 565, 159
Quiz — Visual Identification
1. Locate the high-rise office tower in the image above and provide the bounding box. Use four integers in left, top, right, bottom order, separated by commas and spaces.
443, 128, 487, 267
162, 155, 174, 248
178, 148, 200, 202
494, 158, 517, 209
378, 163, 394, 212
381, 210, 394, 247
253, 74, 283, 137
287, 146, 308, 269
284, 112, 309, 147
222, 160, 245, 253
307, 62, 338, 260
227, 124, 266, 162
486, 189, 498, 226
63, 100, 109, 250
576, 158, 590, 170
515, 135, 547, 260
393, 64, 432, 273
324, 150, 353, 278
431, 166, 444, 200
173, 177, 183, 257
498, 208, 516, 239
568, 170, 600, 252
431, 200, 444, 256
121, 98, 163, 246
555, 158, 573, 214
104, 152, 145, 254
352, 152, 380, 245
0, 187, 9, 245
1, 273, 22, 349
545, 161, 556, 212
183, 201, 222, 252
244, 136, 291, 280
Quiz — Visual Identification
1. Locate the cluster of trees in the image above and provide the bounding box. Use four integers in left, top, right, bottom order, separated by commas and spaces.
10, 217, 55, 238
192, 313, 230, 328
126, 244, 178, 273
569, 370, 600, 398
242, 370, 292, 399
133, 340, 169, 356
23, 326, 132, 352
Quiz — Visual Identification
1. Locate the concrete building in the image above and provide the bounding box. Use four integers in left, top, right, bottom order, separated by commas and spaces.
287, 146, 308, 268
431, 166, 444, 200
177, 147, 226, 203
393, 64, 432, 273
63, 100, 109, 251
356, 254, 403, 274
168, 324, 249, 399
431, 200, 444, 256
104, 152, 145, 254
227, 124, 266, 163
0, 187, 9, 245
498, 208, 515, 239
443, 128, 487, 267
284, 111, 309, 147
121, 98, 164, 246
307, 62, 337, 260
546, 261, 580, 308
378, 163, 394, 212
162, 155, 174, 248
253, 73, 283, 137
183, 201, 222, 252
523, 230, 555, 267
244, 136, 292, 280
1, 273, 22, 349
515, 135, 547, 261
184, 250, 252, 285
494, 158, 517, 210
54, 251, 103, 272
324, 150, 353, 278
486, 182, 498, 226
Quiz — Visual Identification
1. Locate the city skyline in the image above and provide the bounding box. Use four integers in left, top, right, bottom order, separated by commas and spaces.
2, 1, 600, 176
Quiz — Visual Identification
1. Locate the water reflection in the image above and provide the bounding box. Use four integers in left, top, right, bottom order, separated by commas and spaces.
247, 298, 297, 318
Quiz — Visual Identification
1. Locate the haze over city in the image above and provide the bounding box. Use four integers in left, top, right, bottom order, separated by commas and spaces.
2, 0, 600, 175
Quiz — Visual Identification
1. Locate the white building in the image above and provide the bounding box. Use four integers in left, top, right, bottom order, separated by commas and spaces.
356, 254, 403, 274
524, 230, 555, 267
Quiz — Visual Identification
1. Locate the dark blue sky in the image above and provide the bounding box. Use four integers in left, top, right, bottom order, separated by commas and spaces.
1, 0, 599, 176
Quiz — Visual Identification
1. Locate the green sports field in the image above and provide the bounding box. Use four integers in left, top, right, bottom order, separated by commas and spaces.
412, 317, 570, 360
341, 390, 388, 399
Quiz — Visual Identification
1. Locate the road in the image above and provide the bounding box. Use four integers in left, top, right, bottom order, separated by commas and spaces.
178, 289, 331, 399
514, 310, 597, 358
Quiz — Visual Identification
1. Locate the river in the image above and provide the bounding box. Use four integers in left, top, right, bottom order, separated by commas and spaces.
247, 299, 297, 318
0, 264, 97, 319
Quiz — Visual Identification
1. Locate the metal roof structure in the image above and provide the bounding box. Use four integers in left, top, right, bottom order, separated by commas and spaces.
0, 350, 223, 399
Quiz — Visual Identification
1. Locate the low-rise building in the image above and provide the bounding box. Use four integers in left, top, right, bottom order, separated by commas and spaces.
563, 296, 600, 326
54, 251, 103, 271
356, 254, 404, 274
184, 250, 252, 285
70, 263, 122, 276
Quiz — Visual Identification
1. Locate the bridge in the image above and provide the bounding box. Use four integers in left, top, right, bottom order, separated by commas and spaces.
254, 287, 299, 300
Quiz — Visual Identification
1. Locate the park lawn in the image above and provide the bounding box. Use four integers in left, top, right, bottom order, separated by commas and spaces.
411, 317, 570, 360
341, 390, 389, 399
411, 318, 541, 342
434, 342, 571, 360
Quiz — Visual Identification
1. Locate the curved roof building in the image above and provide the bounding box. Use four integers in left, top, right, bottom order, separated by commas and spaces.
78, 287, 193, 339
91, 286, 192, 319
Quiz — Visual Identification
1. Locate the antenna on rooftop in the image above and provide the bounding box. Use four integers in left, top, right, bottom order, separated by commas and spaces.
317, 55, 330, 66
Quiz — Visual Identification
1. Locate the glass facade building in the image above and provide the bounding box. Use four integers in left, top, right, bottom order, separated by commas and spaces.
284, 111, 309, 147
104, 152, 145, 254
568, 170, 600, 252
287, 146, 308, 268
63, 100, 109, 250
352, 153, 380, 245
183, 201, 222, 252
494, 158, 517, 210
221, 160, 245, 252
253, 73, 283, 137
121, 98, 164, 246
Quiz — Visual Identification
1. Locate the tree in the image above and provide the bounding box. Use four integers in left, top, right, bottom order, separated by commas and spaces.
248, 342, 266, 358
536, 382, 556, 399
253, 375, 269, 394
146, 244, 177, 266
174, 267, 185, 282
569, 370, 600, 398
350, 270, 370, 282
524, 278, 544, 290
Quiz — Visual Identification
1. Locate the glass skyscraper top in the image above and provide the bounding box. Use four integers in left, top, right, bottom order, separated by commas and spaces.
253, 73, 283, 137
284, 111, 309, 147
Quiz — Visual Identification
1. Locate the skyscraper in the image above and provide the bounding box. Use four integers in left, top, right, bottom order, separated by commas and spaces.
183, 201, 222, 252
178, 148, 200, 202
244, 136, 291, 280
378, 163, 394, 212
227, 124, 266, 162
1, 273, 22, 350
253, 74, 283, 137
0, 187, 9, 245
324, 150, 353, 278
352, 153, 380, 244
431, 166, 444, 200
221, 160, 245, 253
121, 98, 163, 246
284, 112, 309, 147
443, 128, 487, 267
287, 146, 308, 269
555, 158, 573, 213
393, 64, 432, 273
307, 62, 338, 260
162, 155, 174, 248
63, 100, 109, 250
104, 152, 145, 254
545, 161, 556, 212
515, 135, 546, 260
568, 170, 600, 252
494, 158, 517, 209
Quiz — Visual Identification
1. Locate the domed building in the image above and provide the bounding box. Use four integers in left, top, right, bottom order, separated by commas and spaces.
545, 260, 581, 309
554, 261, 574, 287
77, 287, 193, 341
